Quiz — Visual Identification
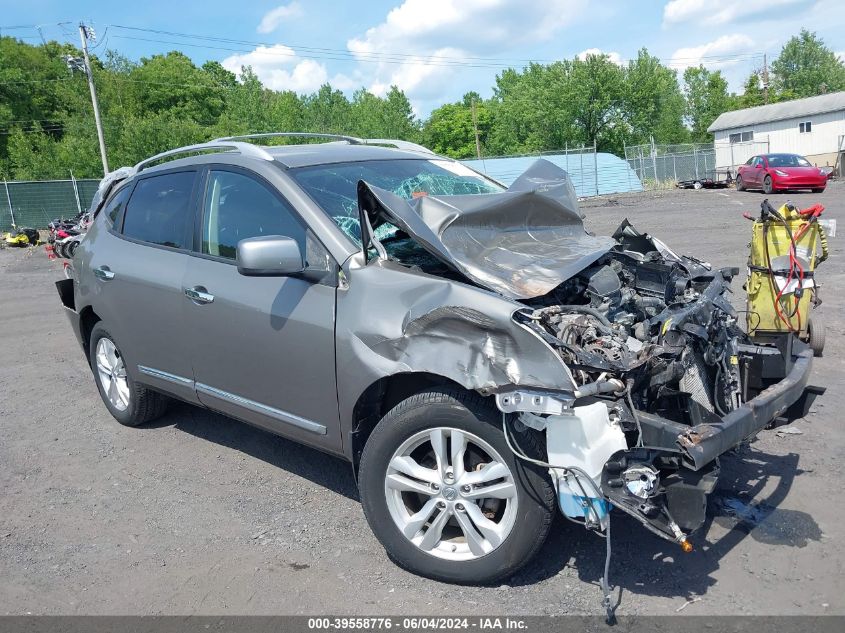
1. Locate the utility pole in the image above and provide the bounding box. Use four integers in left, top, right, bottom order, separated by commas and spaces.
78, 23, 109, 175
471, 97, 482, 159
762, 53, 769, 105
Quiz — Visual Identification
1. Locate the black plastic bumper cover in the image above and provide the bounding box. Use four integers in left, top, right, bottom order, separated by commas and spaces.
637, 339, 813, 470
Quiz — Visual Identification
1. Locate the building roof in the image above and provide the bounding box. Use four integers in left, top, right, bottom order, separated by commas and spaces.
707, 91, 845, 132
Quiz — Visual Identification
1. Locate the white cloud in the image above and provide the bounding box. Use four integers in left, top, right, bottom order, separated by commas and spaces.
577, 48, 624, 66
838, 51, 845, 62
222, 45, 340, 93
663, 0, 811, 27
257, 2, 304, 34
669, 34, 756, 71
345, 0, 586, 108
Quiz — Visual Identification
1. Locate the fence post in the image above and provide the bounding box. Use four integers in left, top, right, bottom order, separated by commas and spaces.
673, 155, 677, 182
623, 141, 633, 191
3, 180, 15, 228
694, 146, 699, 179
70, 171, 83, 215
651, 137, 658, 185
593, 138, 599, 196
579, 147, 584, 196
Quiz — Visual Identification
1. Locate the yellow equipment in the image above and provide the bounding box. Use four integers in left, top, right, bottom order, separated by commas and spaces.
3, 227, 40, 247
746, 201, 828, 356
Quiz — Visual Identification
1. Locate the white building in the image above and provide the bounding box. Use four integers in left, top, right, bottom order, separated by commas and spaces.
708, 91, 845, 171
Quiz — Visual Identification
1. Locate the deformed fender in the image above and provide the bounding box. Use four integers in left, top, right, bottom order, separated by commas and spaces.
335, 257, 575, 440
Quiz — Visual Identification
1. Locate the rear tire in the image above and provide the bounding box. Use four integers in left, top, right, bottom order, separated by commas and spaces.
808, 314, 825, 357
735, 176, 745, 192
763, 175, 773, 194
812, 187, 825, 193
89, 323, 170, 427
358, 388, 555, 584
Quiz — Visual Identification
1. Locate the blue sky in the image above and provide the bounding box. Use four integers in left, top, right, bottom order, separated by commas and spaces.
4, 0, 844, 116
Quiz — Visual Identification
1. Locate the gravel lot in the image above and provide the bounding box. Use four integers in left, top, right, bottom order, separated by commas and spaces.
1, 183, 843, 616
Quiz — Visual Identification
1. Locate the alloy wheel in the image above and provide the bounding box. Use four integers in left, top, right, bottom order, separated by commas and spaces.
384, 427, 518, 561
95, 338, 130, 411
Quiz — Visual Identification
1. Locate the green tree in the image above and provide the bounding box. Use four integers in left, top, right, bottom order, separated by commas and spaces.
772, 29, 845, 97
683, 66, 732, 142
423, 92, 491, 158
624, 49, 688, 145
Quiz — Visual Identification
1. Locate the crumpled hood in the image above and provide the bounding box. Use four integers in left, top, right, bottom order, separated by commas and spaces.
357, 159, 615, 300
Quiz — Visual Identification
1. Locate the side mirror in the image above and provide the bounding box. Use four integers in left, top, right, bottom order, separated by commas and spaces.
236, 235, 304, 276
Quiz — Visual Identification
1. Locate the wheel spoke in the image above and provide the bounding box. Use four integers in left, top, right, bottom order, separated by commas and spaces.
96, 348, 112, 375
429, 429, 448, 478
115, 378, 130, 407
389, 455, 439, 486
418, 505, 451, 551
453, 508, 489, 556
107, 377, 120, 406
463, 481, 516, 500
450, 430, 467, 482
386, 473, 437, 496
462, 502, 504, 549
461, 460, 510, 487
402, 498, 439, 539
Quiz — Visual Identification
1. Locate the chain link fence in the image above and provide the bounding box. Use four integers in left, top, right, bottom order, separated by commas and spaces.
624, 142, 718, 188
1, 178, 100, 231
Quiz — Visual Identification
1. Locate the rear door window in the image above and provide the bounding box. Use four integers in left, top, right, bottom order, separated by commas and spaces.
122, 171, 196, 249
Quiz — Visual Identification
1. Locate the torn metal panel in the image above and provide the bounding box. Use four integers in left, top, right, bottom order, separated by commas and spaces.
357, 159, 615, 300
335, 257, 576, 430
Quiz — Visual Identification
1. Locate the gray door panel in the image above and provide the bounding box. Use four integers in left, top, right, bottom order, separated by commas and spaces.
97, 239, 199, 403
182, 256, 341, 450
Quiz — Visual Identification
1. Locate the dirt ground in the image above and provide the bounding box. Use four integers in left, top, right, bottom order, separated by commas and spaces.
1, 183, 843, 617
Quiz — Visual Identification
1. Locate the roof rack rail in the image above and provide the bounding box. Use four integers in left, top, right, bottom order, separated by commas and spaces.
134, 141, 274, 172
214, 132, 364, 145
361, 138, 435, 155
215, 132, 436, 155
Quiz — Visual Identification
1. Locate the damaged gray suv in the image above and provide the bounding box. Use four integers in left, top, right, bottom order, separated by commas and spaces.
57, 133, 813, 584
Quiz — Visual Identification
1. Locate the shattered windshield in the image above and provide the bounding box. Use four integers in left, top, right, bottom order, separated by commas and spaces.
290, 159, 504, 243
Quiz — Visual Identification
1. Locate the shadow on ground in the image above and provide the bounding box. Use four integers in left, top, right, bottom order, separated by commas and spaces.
140, 402, 359, 501
509, 444, 819, 603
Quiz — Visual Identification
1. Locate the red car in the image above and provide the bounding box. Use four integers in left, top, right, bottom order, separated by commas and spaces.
735, 153, 828, 194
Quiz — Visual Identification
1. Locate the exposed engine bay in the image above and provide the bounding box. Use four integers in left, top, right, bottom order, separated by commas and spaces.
507, 220, 747, 544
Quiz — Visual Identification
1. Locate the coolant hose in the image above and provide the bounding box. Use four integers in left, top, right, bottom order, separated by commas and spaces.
574, 377, 626, 399
539, 304, 614, 327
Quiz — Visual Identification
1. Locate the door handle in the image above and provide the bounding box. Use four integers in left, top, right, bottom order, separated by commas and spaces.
93, 266, 115, 281
184, 286, 214, 304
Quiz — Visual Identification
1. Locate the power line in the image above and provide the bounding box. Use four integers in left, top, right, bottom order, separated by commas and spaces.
109, 24, 766, 69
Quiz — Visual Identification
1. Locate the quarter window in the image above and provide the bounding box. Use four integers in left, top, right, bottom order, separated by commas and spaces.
201, 170, 305, 260
122, 172, 195, 249
103, 187, 130, 225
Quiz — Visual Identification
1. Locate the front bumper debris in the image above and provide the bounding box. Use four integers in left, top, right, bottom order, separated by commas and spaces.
637, 336, 813, 470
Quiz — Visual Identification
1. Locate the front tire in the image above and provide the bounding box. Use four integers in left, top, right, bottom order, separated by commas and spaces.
358, 388, 555, 584
812, 187, 825, 193
735, 175, 745, 191
89, 323, 170, 427
763, 175, 774, 194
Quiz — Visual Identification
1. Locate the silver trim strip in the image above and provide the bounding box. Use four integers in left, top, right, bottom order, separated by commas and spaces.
137, 365, 194, 386
196, 382, 327, 435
